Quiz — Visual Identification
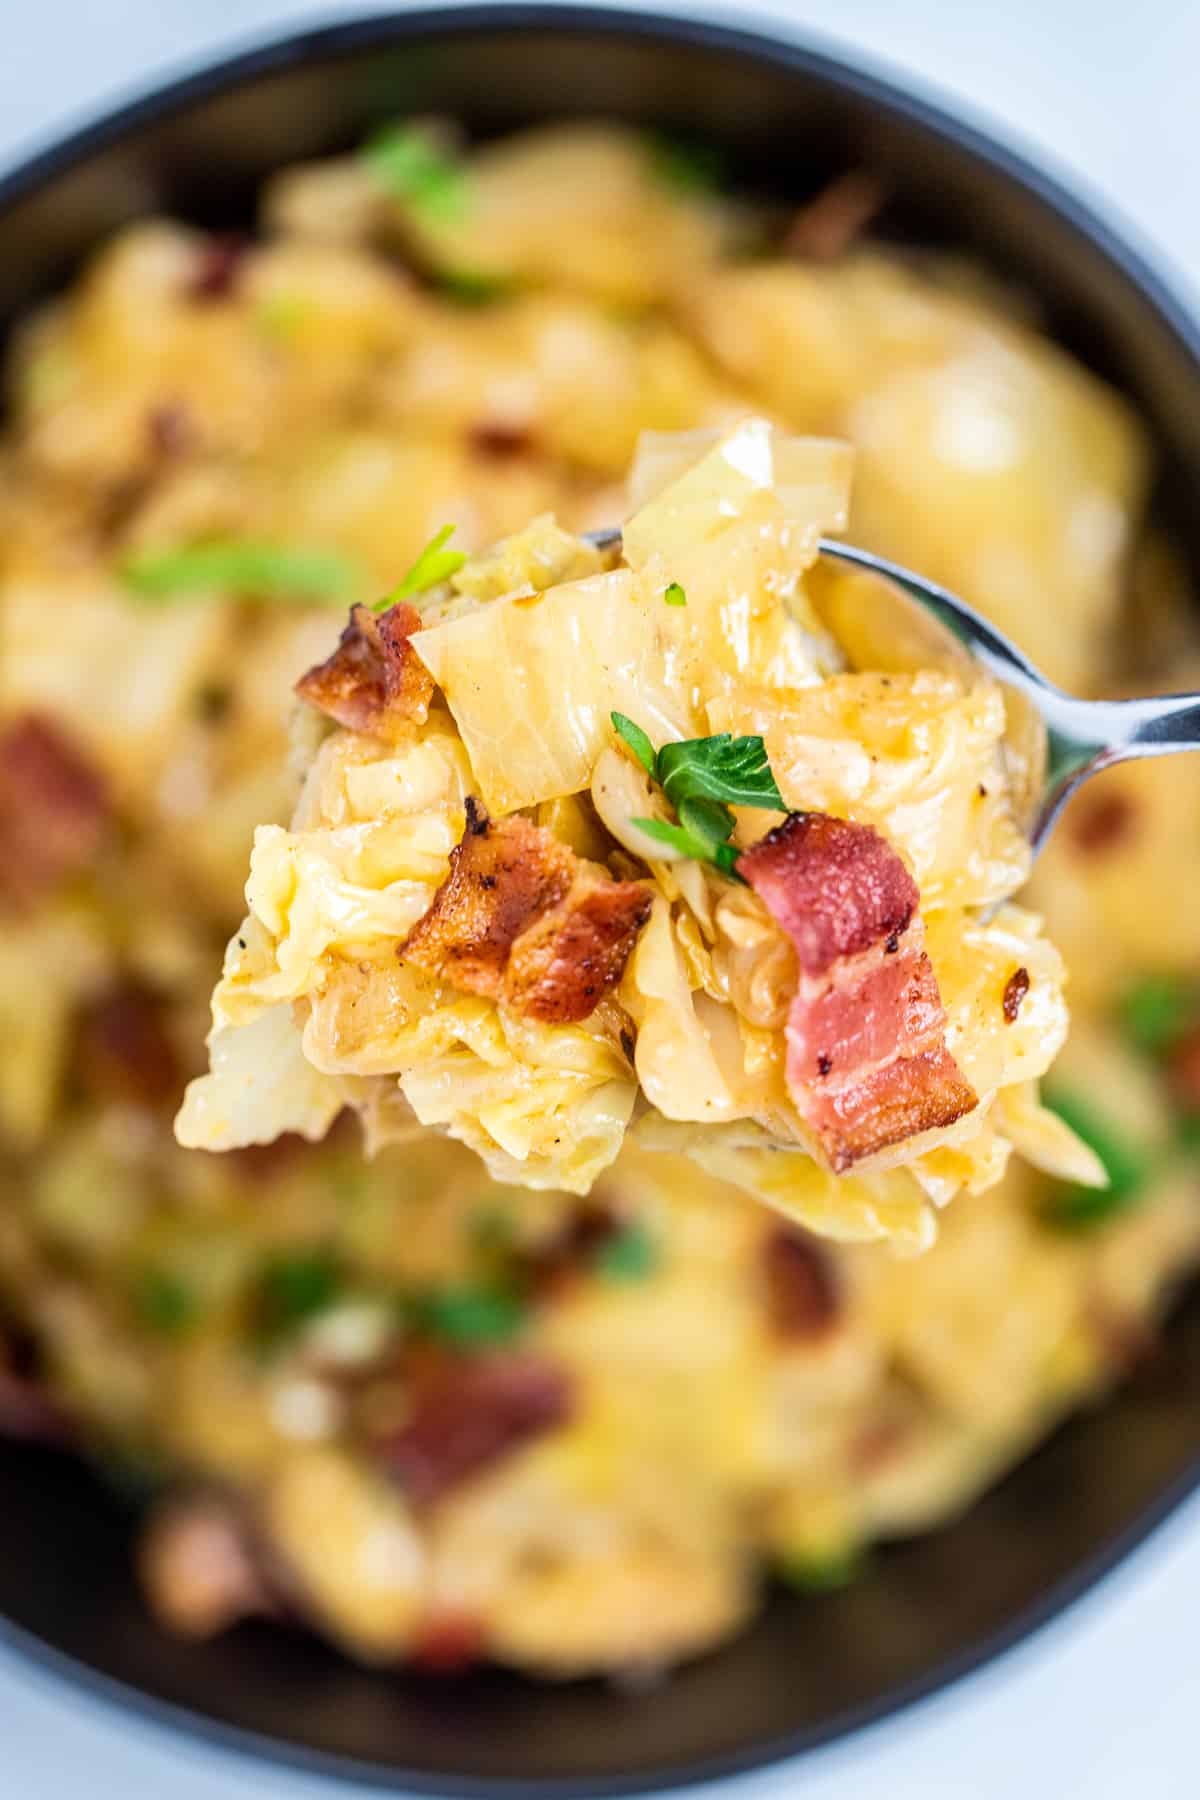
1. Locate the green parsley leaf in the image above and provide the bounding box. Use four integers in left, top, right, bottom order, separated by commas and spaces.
1039, 1086, 1150, 1229
632, 815, 741, 878
778, 1546, 862, 1593
595, 1222, 659, 1282
610, 711, 657, 777
413, 1284, 526, 1346
121, 539, 360, 605
1119, 975, 1197, 1058
663, 581, 687, 607
656, 732, 784, 811
677, 794, 735, 851
646, 132, 726, 196
363, 123, 470, 223
254, 1251, 342, 1340
379, 524, 467, 609
437, 269, 514, 306
135, 1268, 200, 1336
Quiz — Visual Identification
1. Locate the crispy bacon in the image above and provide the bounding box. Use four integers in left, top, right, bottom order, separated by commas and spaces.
375, 1350, 573, 1507
523, 1203, 620, 1300
186, 234, 249, 302
75, 978, 181, 1108
469, 421, 535, 459
399, 801, 650, 1024
1169, 1028, 1200, 1112
1002, 967, 1030, 1024
737, 813, 976, 1172
1069, 789, 1136, 856
762, 1225, 841, 1340
784, 171, 886, 262
0, 713, 109, 912
411, 1610, 487, 1673
295, 601, 435, 743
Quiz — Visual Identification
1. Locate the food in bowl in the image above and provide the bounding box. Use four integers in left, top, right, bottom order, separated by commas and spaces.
177, 416, 1092, 1248
0, 119, 1197, 1679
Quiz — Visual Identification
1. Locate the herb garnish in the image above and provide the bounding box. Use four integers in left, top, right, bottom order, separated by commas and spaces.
253, 1250, 342, 1343
663, 581, 687, 607
121, 539, 361, 604
1039, 1085, 1149, 1229
646, 132, 727, 196
611, 711, 784, 878
135, 1268, 200, 1336
411, 1283, 526, 1346
1118, 974, 1197, 1058
437, 270, 514, 306
378, 524, 467, 609
778, 1545, 862, 1593
595, 1221, 659, 1282
364, 123, 470, 223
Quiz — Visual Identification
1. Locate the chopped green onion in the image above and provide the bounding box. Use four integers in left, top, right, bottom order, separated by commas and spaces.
121, 539, 361, 604
1118, 974, 1197, 1058
379, 524, 467, 608
254, 1251, 342, 1340
663, 581, 687, 607
646, 132, 726, 196
632, 814, 741, 877
595, 1222, 659, 1282
437, 270, 514, 306
611, 711, 656, 777
778, 1546, 862, 1593
363, 123, 470, 223
134, 1268, 200, 1336
413, 1284, 526, 1346
1039, 1086, 1150, 1228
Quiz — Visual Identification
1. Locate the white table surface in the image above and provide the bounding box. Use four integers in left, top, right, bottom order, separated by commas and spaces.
2, 2, 1198, 1794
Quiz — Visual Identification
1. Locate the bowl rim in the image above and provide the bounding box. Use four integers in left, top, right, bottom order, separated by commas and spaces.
3, 5, 1200, 1794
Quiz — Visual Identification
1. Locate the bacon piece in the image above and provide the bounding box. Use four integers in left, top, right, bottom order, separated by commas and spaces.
411, 1610, 487, 1673
523, 1203, 620, 1300
295, 601, 435, 743
1069, 789, 1136, 856
186, 234, 249, 302
738, 813, 976, 1172
147, 402, 193, 459
503, 876, 653, 1024
399, 801, 650, 1024
1169, 1028, 1200, 1112
76, 978, 181, 1108
469, 421, 534, 459
762, 1225, 841, 1340
1002, 967, 1030, 1024
0, 713, 109, 912
375, 1350, 573, 1507
784, 171, 886, 261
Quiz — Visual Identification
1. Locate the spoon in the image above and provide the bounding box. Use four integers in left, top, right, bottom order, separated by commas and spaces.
586, 528, 1200, 861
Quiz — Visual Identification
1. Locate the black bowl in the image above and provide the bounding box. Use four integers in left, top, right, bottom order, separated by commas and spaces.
4, 8, 1200, 1794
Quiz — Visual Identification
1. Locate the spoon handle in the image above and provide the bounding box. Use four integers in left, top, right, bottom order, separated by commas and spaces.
1030, 688, 1200, 855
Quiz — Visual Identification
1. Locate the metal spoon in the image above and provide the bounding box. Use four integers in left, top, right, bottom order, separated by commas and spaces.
586, 528, 1200, 861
